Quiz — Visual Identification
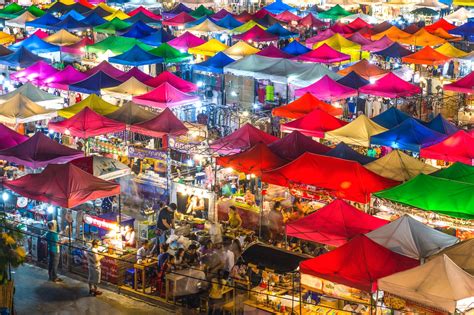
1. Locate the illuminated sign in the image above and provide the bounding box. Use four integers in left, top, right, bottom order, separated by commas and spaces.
83, 214, 118, 230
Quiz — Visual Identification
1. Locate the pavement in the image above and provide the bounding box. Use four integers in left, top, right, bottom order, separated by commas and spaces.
12, 264, 172, 315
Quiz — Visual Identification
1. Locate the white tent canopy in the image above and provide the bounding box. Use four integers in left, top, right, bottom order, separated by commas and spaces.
0, 94, 56, 124
340, 13, 380, 24
0, 83, 63, 109
428, 239, 474, 275
5, 11, 36, 28
378, 255, 474, 313
444, 8, 473, 24
415, 0, 447, 8
366, 215, 459, 259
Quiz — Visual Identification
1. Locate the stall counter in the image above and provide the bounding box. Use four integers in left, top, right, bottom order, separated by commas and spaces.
217, 197, 260, 230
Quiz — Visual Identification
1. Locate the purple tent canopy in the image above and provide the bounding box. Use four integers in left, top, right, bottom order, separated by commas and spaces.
306, 29, 336, 48
84, 61, 126, 78
362, 35, 394, 52
10, 61, 59, 85
163, 3, 192, 19
347, 32, 372, 45
295, 75, 358, 101
0, 132, 83, 168
116, 67, 154, 82
43, 65, 89, 90
69, 71, 122, 95
0, 124, 28, 150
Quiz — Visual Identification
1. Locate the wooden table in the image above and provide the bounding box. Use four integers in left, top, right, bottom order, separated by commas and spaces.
133, 258, 157, 293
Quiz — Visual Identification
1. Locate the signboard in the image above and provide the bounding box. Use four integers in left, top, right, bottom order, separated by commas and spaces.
83, 214, 118, 231
127, 146, 167, 161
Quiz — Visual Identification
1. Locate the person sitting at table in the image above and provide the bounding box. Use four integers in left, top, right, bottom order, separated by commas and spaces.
208, 269, 227, 315
137, 240, 150, 263
225, 206, 242, 229
122, 225, 136, 247
174, 248, 185, 268
183, 244, 200, 266
157, 243, 170, 272
244, 189, 256, 206
156, 253, 174, 297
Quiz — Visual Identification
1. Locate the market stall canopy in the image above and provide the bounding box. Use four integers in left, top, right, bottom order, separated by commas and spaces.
449, 22, 474, 42
287, 199, 388, 246
378, 255, 474, 313
233, 12, 255, 24
300, 235, 419, 292
295, 43, 350, 64
132, 82, 199, 109
10, 34, 60, 54
318, 4, 351, 20
190, 5, 213, 18
222, 41, 260, 60
104, 101, 155, 124
81, 12, 107, 26
0, 124, 28, 150
0, 132, 83, 168
305, 29, 336, 48
162, 12, 196, 26
336, 71, 369, 89
58, 94, 119, 118
233, 25, 279, 42
373, 42, 412, 58
443, 71, 474, 94
281, 40, 311, 56
241, 243, 307, 273
148, 43, 193, 63
214, 14, 243, 29
330, 22, 354, 35
145, 71, 197, 92
298, 13, 327, 29
85, 60, 126, 78
116, 67, 153, 82
272, 92, 343, 119
102, 77, 153, 98
281, 109, 347, 138
118, 20, 156, 38
130, 107, 188, 138
42, 65, 89, 90
374, 174, 474, 219
346, 32, 372, 46
26, 12, 61, 28
167, 31, 205, 50
0, 45, 12, 58
362, 35, 394, 52
70, 155, 131, 180
0, 94, 56, 124
425, 18, 456, 33
420, 131, 474, 165
403, 45, 451, 65
262, 152, 398, 203
365, 150, 436, 182
93, 17, 131, 34
61, 37, 94, 55
187, 18, 227, 33
69, 71, 122, 95
445, 8, 473, 24
324, 142, 376, 165
50, 16, 90, 31
162, 3, 192, 19
104, 10, 131, 21
431, 162, 474, 184
82, 6, 111, 18
211, 8, 231, 20
5, 11, 37, 28
346, 16, 374, 29
263, 0, 296, 14
266, 22, 298, 39
371, 21, 392, 34
403, 23, 420, 34
424, 114, 458, 135
44, 29, 81, 46
359, 72, 421, 98
0, 82, 62, 108
124, 11, 161, 24
0, 3, 24, 17
10, 61, 59, 85
256, 44, 293, 58
140, 28, 175, 46
268, 131, 330, 160
338, 59, 388, 80
127, 6, 162, 20
49, 107, 126, 138
210, 123, 278, 155
371, 26, 411, 42
295, 75, 357, 101
0, 32, 14, 46
325, 115, 387, 147
193, 52, 235, 74
4, 163, 120, 208
435, 43, 468, 58
429, 239, 473, 275
86, 36, 152, 55
108, 44, 164, 66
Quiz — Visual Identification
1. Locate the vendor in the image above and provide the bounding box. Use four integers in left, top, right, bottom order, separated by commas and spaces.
137, 240, 150, 263
122, 225, 136, 247
244, 189, 256, 206
185, 195, 205, 218
226, 206, 242, 229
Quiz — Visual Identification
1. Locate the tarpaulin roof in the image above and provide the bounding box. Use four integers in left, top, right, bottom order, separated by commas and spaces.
347, 17, 372, 30
378, 255, 474, 313
371, 106, 411, 129
266, 23, 298, 39
435, 43, 468, 58
420, 130, 474, 165
232, 20, 266, 34
330, 22, 354, 35
295, 75, 357, 101
233, 25, 279, 42
359, 72, 421, 98
324, 142, 376, 165
233, 11, 253, 23
58, 94, 119, 118
124, 11, 161, 24
44, 29, 81, 46
262, 152, 398, 203
109, 44, 164, 66
86, 36, 151, 55
337, 71, 370, 89
188, 38, 229, 56
81, 12, 107, 26
373, 42, 413, 58
287, 199, 388, 246
167, 31, 205, 50
295, 43, 350, 64
86, 61, 127, 78
241, 243, 307, 273
444, 71, 474, 94
211, 123, 278, 155
190, 5, 213, 18
10, 34, 60, 54
69, 71, 122, 95
281, 108, 348, 138
445, 8, 473, 23
264, 0, 296, 14
119, 20, 156, 38
425, 114, 458, 135
132, 82, 199, 109
127, 6, 161, 20
272, 92, 343, 119
0, 132, 83, 168
325, 114, 387, 147
214, 14, 243, 29
211, 8, 231, 20
162, 3, 192, 19
5, 11, 37, 28
0, 3, 23, 16
400, 28, 446, 46
130, 107, 188, 138
104, 10, 130, 21
429, 239, 474, 275
305, 29, 336, 48
70, 155, 130, 180
93, 18, 132, 34
0, 94, 55, 124
223, 41, 260, 59
403, 23, 420, 34
145, 70, 197, 92
256, 44, 293, 58
217, 142, 287, 176
116, 67, 153, 82
425, 18, 456, 33
365, 150, 436, 181
257, 14, 285, 27
298, 13, 327, 28
140, 28, 175, 46
0, 45, 12, 57
371, 26, 411, 41
449, 21, 474, 42
431, 162, 474, 184
0, 124, 28, 150
193, 52, 235, 74
402, 46, 451, 65
347, 32, 372, 45
10, 61, 58, 85
102, 77, 152, 97
274, 10, 300, 23
362, 35, 394, 52
268, 131, 330, 160
105, 100, 155, 124
187, 18, 227, 33
4, 163, 120, 208
0, 32, 14, 46
26, 12, 60, 28
50, 15, 90, 31
367, 214, 458, 259
82, 6, 111, 18
339, 59, 388, 80
374, 174, 474, 219
281, 40, 311, 56
318, 4, 352, 20
31, 29, 49, 39
43, 65, 89, 90
163, 12, 195, 26
300, 235, 419, 292
148, 43, 192, 63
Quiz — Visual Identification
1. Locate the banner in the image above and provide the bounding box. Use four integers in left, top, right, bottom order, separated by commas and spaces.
127, 146, 167, 161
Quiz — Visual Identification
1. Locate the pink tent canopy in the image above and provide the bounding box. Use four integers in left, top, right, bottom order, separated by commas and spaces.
256, 44, 293, 58
268, 131, 330, 160
84, 61, 126, 78
331, 22, 353, 35
61, 37, 94, 55
0, 124, 28, 150
168, 31, 206, 51
274, 10, 301, 23
295, 43, 351, 63
443, 72, 474, 94
49, 107, 126, 138
10, 61, 58, 85
163, 12, 195, 26
347, 32, 372, 45
359, 72, 421, 98
233, 25, 279, 42
362, 35, 394, 52
132, 82, 200, 109
420, 130, 474, 165
127, 6, 162, 20
130, 107, 188, 138
145, 71, 197, 92
295, 75, 358, 101
281, 108, 348, 138
31, 29, 49, 39
43, 65, 89, 90
298, 14, 327, 29
306, 29, 335, 48
116, 67, 154, 82
252, 8, 273, 20
348, 18, 371, 31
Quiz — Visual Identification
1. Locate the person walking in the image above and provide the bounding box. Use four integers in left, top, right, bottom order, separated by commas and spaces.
43, 221, 62, 283
87, 239, 103, 296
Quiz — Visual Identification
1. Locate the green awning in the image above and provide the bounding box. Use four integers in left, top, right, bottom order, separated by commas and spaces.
430, 162, 474, 184
149, 43, 193, 63
190, 5, 214, 18
318, 4, 352, 20
93, 17, 131, 34
0, 3, 24, 15
86, 36, 152, 55
27, 5, 46, 17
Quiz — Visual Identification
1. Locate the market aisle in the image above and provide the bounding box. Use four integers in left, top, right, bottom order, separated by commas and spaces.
12, 264, 170, 315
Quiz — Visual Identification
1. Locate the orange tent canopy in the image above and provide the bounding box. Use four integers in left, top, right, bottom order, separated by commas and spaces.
371, 26, 411, 42
402, 46, 451, 66
272, 92, 343, 119
431, 28, 462, 41
399, 28, 446, 46
338, 59, 388, 80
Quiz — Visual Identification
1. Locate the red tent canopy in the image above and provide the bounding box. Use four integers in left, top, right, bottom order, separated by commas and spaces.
262, 152, 399, 203
210, 123, 278, 155
281, 108, 348, 138
298, 14, 327, 28
287, 199, 389, 246
273, 93, 343, 119
295, 75, 358, 101
130, 107, 188, 138
274, 10, 301, 23
162, 12, 195, 26
217, 142, 287, 176
132, 82, 200, 109
127, 6, 162, 20
295, 43, 351, 64
425, 18, 456, 33
348, 18, 371, 31
49, 107, 126, 138
402, 46, 451, 66
443, 72, 474, 94
359, 72, 421, 98
420, 130, 474, 165
117, 67, 154, 82
257, 44, 293, 58
234, 11, 253, 23
330, 22, 353, 35
252, 8, 273, 20
300, 235, 419, 292
4, 163, 120, 208
145, 71, 197, 92
0, 124, 28, 150
268, 131, 330, 160
233, 25, 279, 42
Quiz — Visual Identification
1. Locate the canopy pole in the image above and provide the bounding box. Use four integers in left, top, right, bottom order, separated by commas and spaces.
118, 194, 122, 227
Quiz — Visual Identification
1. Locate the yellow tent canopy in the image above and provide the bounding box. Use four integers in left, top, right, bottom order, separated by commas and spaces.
431, 28, 462, 42
0, 94, 56, 124
187, 19, 227, 34
435, 43, 469, 59
102, 77, 153, 99
223, 41, 260, 60
105, 10, 130, 21
325, 114, 387, 147
44, 29, 81, 46
453, 0, 473, 6
188, 39, 229, 57
0, 31, 15, 45
399, 28, 446, 46
365, 150, 437, 181
371, 26, 411, 42
231, 20, 266, 34
313, 33, 364, 61
97, 2, 117, 13
58, 94, 119, 118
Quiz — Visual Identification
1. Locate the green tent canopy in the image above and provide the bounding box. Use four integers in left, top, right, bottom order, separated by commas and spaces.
430, 162, 474, 184
93, 18, 131, 34
149, 43, 193, 63
0, 3, 24, 15
319, 5, 352, 20
27, 5, 46, 17
374, 174, 474, 219
86, 36, 152, 55
190, 5, 214, 18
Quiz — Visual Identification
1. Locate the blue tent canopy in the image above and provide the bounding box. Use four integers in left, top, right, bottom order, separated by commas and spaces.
26, 12, 60, 28
50, 16, 90, 31
337, 71, 369, 89
373, 43, 412, 58
59, 10, 85, 21
281, 40, 310, 56
0, 47, 44, 68
69, 71, 121, 95
371, 107, 411, 129
371, 118, 447, 152
264, 0, 296, 14
449, 21, 474, 42
82, 7, 110, 18
119, 21, 157, 38
140, 28, 175, 46
109, 45, 164, 66
10, 35, 60, 54
193, 51, 235, 74
185, 16, 218, 27
69, 3, 90, 14
324, 142, 376, 165
424, 114, 458, 135
256, 14, 282, 27
46, 1, 70, 14
267, 23, 298, 39
214, 14, 243, 29
81, 12, 107, 27
163, 3, 192, 19
124, 11, 161, 24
